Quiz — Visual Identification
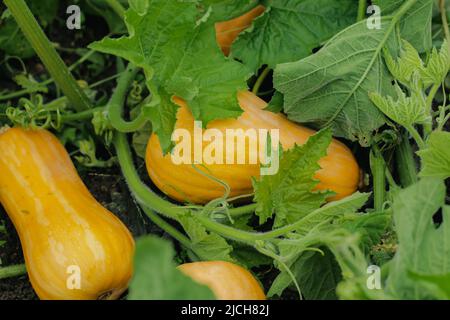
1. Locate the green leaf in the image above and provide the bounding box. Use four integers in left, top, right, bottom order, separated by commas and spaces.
265, 91, 284, 113
294, 192, 371, 236
231, 0, 357, 72
141, 90, 179, 153
418, 131, 450, 179
341, 211, 392, 254
128, 0, 149, 15
385, 178, 449, 299
13, 73, 48, 94
373, 0, 433, 53
90, 0, 250, 152
274, 19, 398, 146
128, 235, 216, 300
382, 40, 423, 84
408, 272, 450, 299
269, 248, 341, 300
179, 212, 235, 262
253, 129, 333, 227
420, 39, 450, 86
231, 243, 272, 268
369, 84, 429, 128
200, 0, 260, 21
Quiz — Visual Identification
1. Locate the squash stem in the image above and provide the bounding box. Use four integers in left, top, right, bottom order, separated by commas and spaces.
105, 0, 127, 19
395, 132, 418, 187
252, 66, 271, 95
4, 0, 91, 112
114, 132, 183, 219
370, 147, 386, 212
424, 83, 441, 136
107, 64, 148, 132
357, 0, 367, 22
0, 264, 27, 280
61, 107, 106, 122
140, 205, 193, 249
439, 0, 450, 45
405, 124, 425, 150
229, 203, 257, 217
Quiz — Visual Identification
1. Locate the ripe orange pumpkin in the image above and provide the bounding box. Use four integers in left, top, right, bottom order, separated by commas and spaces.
0, 127, 135, 300
178, 261, 265, 300
145, 91, 360, 204
215, 5, 266, 56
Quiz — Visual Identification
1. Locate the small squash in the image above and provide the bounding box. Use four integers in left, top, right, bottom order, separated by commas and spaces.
0, 127, 135, 300
146, 91, 360, 204
178, 261, 265, 300
215, 5, 266, 56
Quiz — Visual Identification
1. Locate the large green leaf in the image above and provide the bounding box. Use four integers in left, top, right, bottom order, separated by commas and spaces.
418, 131, 450, 179
373, 0, 433, 52
274, 18, 398, 145
341, 211, 392, 254
200, 0, 260, 21
90, 0, 250, 152
268, 248, 341, 300
128, 236, 216, 300
231, 0, 357, 72
274, 0, 434, 145
385, 178, 449, 299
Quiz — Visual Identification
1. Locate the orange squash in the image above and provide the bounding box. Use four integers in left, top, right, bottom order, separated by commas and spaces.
146, 91, 360, 204
178, 261, 265, 300
0, 127, 135, 300
215, 5, 266, 56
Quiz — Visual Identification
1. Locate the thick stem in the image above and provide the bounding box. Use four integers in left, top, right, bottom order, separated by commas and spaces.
370, 147, 386, 212
4, 0, 91, 112
107, 64, 147, 132
357, 0, 367, 22
0, 264, 27, 280
140, 205, 192, 249
252, 66, 271, 95
440, 0, 450, 45
229, 203, 257, 217
61, 107, 105, 122
114, 132, 182, 219
105, 0, 126, 19
424, 83, 441, 135
405, 124, 425, 149
395, 132, 418, 187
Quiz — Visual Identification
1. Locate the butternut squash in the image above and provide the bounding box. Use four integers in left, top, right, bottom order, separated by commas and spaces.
215, 5, 266, 56
146, 91, 360, 204
178, 261, 265, 300
0, 127, 135, 300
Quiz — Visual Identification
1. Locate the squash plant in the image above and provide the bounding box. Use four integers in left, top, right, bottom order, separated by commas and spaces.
0, 0, 449, 301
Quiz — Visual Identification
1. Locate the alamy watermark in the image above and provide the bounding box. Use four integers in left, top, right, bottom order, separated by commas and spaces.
66, 5, 81, 30
367, 5, 382, 30
66, 265, 81, 290
366, 265, 382, 290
